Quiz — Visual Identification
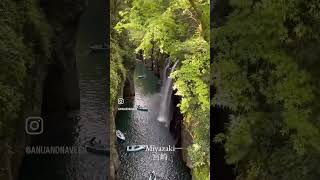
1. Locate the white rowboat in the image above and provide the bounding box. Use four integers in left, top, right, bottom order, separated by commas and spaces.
126, 145, 146, 152
116, 130, 126, 141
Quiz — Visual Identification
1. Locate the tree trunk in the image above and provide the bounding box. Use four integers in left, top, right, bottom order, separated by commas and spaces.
188, 0, 209, 41
151, 41, 155, 71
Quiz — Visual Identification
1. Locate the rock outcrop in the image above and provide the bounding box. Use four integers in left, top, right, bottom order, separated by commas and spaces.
41, 0, 86, 113
110, 103, 120, 180
110, 67, 135, 179
170, 91, 193, 172
123, 68, 135, 98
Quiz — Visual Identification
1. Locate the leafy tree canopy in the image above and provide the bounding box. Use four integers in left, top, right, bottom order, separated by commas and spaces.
213, 0, 320, 179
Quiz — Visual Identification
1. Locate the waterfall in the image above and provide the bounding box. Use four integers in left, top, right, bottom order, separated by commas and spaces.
157, 60, 179, 125
162, 58, 171, 83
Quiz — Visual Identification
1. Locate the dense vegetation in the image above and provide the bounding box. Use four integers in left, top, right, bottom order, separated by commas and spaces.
110, 0, 135, 106
213, 0, 320, 179
0, 0, 51, 140
110, 1, 137, 178
114, 0, 210, 179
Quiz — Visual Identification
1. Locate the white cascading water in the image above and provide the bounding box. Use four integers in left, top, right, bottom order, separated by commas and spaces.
157, 60, 179, 126
162, 58, 171, 83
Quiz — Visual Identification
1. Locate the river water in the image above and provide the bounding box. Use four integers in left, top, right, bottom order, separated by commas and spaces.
116, 62, 191, 180
71, 0, 108, 178
20, 0, 108, 179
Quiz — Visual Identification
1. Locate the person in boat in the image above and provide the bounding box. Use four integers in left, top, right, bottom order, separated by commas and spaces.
89, 137, 101, 145
149, 171, 156, 179
89, 137, 96, 145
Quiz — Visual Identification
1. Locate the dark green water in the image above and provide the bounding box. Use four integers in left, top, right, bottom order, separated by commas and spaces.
116, 62, 191, 180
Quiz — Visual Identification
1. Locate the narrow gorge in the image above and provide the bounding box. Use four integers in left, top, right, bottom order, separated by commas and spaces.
0, 0, 90, 179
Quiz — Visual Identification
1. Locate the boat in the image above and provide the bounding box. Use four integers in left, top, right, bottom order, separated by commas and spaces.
86, 141, 110, 155
126, 145, 146, 152
89, 43, 107, 52
149, 171, 156, 180
137, 105, 148, 111
138, 75, 146, 79
116, 130, 126, 141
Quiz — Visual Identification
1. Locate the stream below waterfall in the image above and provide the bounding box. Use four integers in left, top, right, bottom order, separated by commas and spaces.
116, 62, 191, 180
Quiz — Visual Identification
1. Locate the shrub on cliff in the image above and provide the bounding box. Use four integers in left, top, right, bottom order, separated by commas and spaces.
0, 0, 51, 139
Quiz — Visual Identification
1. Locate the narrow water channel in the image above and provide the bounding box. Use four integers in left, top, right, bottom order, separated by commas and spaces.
116, 62, 191, 180
72, 0, 108, 179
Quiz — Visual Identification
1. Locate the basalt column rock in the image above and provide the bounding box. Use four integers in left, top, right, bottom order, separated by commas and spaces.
123, 67, 135, 98
41, 0, 87, 114
169, 91, 183, 139
170, 91, 192, 173
110, 105, 120, 180
39, 0, 86, 142
144, 58, 153, 70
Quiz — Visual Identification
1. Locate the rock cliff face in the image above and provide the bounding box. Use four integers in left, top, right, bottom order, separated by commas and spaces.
110, 46, 136, 177
110, 102, 121, 180
41, 0, 86, 113
110, 71, 135, 180
170, 91, 193, 172
40, 0, 85, 140
123, 67, 135, 98
0, 0, 86, 179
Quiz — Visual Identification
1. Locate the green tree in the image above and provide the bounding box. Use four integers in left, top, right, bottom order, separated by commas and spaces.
212, 0, 320, 179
